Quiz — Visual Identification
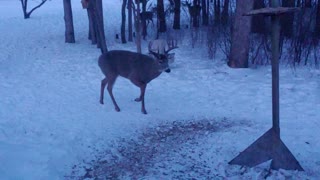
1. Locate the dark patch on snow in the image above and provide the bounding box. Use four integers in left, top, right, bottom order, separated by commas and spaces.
68, 119, 237, 179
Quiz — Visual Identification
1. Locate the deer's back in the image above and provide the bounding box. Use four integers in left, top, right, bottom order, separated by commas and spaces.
98, 50, 156, 79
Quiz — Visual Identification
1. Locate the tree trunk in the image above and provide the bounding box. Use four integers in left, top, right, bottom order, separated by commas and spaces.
121, 0, 127, 43
214, 0, 221, 24
192, 0, 200, 27
168, 0, 174, 6
228, 0, 254, 68
251, 0, 266, 34
206, 0, 210, 22
88, 0, 97, 44
128, 0, 133, 42
157, 0, 167, 33
141, 0, 147, 39
316, 0, 320, 39
87, 10, 91, 40
20, 0, 28, 18
133, 0, 142, 53
87, 7, 97, 44
173, 0, 181, 29
202, 0, 208, 26
96, 0, 108, 53
88, 0, 107, 53
305, 0, 312, 8
280, 0, 295, 38
63, 0, 75, 43
221, 0, 229, 25
297, 0, 301, 7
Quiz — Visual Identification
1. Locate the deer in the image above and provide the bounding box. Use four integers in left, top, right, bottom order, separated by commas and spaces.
98, 44, 178, 114
148, 39, 178, 65
183, 0, 201, 27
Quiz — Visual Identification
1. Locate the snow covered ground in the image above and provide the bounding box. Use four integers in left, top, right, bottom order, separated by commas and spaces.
0, 1, 320, 179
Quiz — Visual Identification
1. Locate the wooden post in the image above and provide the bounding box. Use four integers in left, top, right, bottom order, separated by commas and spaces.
270, 0, 280, 136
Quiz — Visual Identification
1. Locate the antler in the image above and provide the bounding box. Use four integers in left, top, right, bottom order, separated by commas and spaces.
148, 40, 160, 58
148, 41, 152, 52
165, 39, 178, 54
148, 41, 155, 53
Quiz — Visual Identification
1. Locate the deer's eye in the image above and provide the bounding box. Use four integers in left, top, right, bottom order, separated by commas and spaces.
158, 59, 164, 64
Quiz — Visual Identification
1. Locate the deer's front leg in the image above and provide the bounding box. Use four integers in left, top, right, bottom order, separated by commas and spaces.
134, 84, 145, 102
139, 84, 147, 114
130, 78, 148, 114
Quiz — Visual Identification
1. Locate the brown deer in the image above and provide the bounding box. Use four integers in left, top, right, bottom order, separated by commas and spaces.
98, 44, 177, 114
183, 1, 201, 27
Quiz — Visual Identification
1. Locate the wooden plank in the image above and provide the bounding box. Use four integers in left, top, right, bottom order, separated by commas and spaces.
243, 7, 299, 16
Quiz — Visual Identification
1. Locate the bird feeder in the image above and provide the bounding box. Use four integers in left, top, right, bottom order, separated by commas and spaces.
229, 4, 303, 171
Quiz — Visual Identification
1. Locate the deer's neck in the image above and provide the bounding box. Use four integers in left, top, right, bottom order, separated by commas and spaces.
146, 63, 162, 83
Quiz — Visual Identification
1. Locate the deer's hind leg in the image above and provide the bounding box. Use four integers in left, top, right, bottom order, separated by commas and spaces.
100, 78, 108, 104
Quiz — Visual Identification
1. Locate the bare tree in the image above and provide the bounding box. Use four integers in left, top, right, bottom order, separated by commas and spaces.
280, 0, 295, 38
297, 0, 301, 7
96, 0, 108, 53
121, 0, 128, 43
315, 0, 320, 39
173, 0, 181, 29
228, 0, 254, 68
251, 0, 266, 34
157, 0, 167, 33
141, 0, 148, 39
128, 0, 133, 42
133, 0, 142, 53
221, 0, 229, 25
305, 0, 312, 8
86, 0, 97, 44
87, 0, 108, 53
214, 0, 221, 24
202, 0, 209, 26
20, 0, 48, 19
63, 0, 75, 43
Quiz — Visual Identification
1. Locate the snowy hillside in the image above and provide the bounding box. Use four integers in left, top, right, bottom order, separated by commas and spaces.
0, 1, 319, 179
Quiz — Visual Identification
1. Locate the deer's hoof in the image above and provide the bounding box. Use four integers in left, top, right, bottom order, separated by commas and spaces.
100, 100, 104, 104
142, 109, 147, 114
115, 107, 121, 112
135, 98, 142, 102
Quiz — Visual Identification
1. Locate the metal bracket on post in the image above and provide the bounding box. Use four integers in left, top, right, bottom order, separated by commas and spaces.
229, 6, 303, 171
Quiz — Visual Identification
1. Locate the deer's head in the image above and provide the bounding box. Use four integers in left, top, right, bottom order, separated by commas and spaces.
148, 39, 178, 73
149, 51, 171, 73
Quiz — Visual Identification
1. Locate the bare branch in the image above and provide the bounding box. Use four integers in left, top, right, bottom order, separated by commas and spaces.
27, 0, 48, 17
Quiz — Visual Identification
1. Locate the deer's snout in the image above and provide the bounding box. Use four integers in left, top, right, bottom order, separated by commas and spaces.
165, 68, 171, 73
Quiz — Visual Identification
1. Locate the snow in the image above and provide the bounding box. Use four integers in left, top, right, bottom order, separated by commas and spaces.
0, 0, 320, 179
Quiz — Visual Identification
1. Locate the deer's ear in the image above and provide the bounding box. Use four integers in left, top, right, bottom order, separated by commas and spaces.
167, 53, 175, 59
149, 51, 159, 59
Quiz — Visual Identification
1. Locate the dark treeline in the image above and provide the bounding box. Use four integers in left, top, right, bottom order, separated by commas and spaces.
248, 0, 320, 67
133, 0, 320, 67
58, 0, 320, 68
